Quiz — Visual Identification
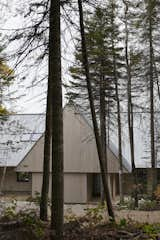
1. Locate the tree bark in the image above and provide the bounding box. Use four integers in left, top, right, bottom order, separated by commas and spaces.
100, 71, 107, 204
49, 0, 64, 239
110, 0, 123, 204
123, 0, 137, 207
0, 166, 7, 194
78, 0, 114, 219
40, 81, 52, 221
111, 34, 123, 203
148, 1, 156, 196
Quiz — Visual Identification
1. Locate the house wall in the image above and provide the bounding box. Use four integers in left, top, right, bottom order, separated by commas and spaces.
32, 172, 87, 203
87, 173, 118, 201
15, 105, 125, 203
0, 167, 31, 193
16, 105, 121, 174
122, 173, 134, 195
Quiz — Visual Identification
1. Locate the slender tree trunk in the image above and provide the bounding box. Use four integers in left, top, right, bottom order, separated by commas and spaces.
111, 39, 123, 204
110, 1, 123, 204
107, 102, 110, 146
0, 166, 7, 194
40, 81, 52, 221
153, 58, 160, 101
123, 0, 137, 207
78, 0, 114, 219
100, 71, 107, 204
115, 81, 123, 204
149, 6, 156, 197
49, 0, 64, 239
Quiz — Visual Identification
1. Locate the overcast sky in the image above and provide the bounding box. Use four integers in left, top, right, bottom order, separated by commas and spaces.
0, 0, 77, 113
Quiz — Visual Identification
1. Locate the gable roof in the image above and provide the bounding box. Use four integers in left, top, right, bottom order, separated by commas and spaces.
65, 103, 130, 172
0, 114, 45, 167
0, 104, 130, 171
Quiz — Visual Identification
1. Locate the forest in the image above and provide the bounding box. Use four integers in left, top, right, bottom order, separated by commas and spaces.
0, 0, 160, 239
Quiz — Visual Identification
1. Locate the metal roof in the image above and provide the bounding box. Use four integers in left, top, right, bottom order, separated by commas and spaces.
0, 106, 131, 171
0, 114, 45, 167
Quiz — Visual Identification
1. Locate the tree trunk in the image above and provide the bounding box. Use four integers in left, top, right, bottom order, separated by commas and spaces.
107, 102, 110, 146
149, 2, 156, 197
123, 0, 137, 207
112, 40, 123, 204
78, 0, 114, 219
40, 80, 52, 221
0, 166, 7, 194
100, 72, 107, 204
49, 0, 64, 239
110, 1, 123, 204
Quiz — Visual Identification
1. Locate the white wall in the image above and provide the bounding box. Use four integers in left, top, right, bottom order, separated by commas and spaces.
17, 105, 120, 173
32, 172, 87, 203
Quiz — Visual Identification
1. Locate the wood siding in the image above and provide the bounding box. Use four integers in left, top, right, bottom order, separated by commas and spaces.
17, 105, 120, 173
32, 172, 87, 203
0, 167, 31, 193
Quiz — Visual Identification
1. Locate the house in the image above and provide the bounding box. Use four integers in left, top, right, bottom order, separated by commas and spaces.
0, 104, 129, 203
122, 168, 160, 196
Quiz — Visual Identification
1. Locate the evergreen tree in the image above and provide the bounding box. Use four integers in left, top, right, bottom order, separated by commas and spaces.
132, 0, 160, 195
77, 0, 114, 220
67, 1, 125, 202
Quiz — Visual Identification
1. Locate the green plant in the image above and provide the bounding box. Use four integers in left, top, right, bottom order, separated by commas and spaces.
0, 202, 44, 239
2, 200, 17, 221
64, 208, 77, 223
27, 191, 51, 207
117, 198, 136, 210
18, 209, 45, 238
138, 200, 157, 211
84, 204, 105, 226
119, 218, 127, 227
142, 224, 160, 239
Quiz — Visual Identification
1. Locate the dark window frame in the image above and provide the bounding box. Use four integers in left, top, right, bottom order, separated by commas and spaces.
16, 172, 30, 182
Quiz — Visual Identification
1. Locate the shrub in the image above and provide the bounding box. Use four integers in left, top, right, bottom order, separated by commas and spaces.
138, 199, 157, 211
84, 204, 105, 226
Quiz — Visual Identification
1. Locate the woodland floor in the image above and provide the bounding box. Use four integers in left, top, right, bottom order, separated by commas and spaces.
0, 218, 160, 240
1, 199, 160, 239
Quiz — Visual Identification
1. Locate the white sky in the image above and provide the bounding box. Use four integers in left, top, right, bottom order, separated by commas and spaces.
0, 0, 77, 113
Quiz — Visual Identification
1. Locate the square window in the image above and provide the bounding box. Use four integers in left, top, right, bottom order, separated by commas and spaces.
17, 172, 30, 182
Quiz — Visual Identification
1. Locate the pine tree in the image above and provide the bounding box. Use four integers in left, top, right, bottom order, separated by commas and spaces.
77, 0, 114, 220
105, 0, 125, 203
67, 1, 126, 202
133, 0, 160, 195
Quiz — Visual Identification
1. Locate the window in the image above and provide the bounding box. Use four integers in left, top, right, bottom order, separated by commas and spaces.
92, 173, 101, 197
17, 172, 30, 182
136, 169, 147, 193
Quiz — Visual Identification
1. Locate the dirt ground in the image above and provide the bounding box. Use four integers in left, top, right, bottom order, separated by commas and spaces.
0, 200, 160, 240
1, 196, 160, 224
115, 209, 160, 224
64, 204, 160, 224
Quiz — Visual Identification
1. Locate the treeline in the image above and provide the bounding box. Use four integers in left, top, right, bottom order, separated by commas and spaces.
65, 0, 160, 203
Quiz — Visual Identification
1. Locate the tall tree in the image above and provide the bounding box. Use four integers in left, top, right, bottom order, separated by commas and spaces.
122, 0, 138, 206
108, 0, 124, 203
78, 0, 114, 219
147, 0, 156, 195
137, 0, 160, 195
40, 80, 52, 220
49, 0, 64, 239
